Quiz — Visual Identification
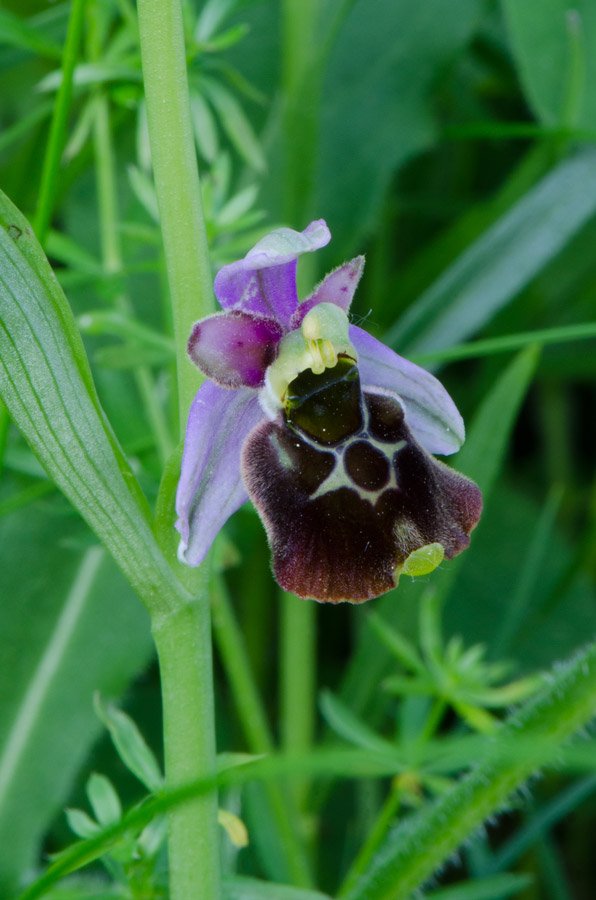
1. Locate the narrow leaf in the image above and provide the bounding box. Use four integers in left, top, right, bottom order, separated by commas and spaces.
425, 873, 533, 900
94, 698, 163, 793
222, 876, 331, 900
201, 77, 266, 173
387, 150, 596, 354
0, 190, 189, 615
319, 691, 399, 756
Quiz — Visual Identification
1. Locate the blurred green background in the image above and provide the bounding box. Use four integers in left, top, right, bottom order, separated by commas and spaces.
1, 0, 596, 897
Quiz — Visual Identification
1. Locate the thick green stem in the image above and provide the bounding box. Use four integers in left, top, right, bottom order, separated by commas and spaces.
34, 0, 86, 246
152, 592, 220, 900
281, 0, 319, 224
136, 2, 220, 899
280, 590, 316, 811
137, 0, 214, 434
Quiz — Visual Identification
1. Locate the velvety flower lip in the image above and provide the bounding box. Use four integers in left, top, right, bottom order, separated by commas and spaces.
176, 219, 482, 601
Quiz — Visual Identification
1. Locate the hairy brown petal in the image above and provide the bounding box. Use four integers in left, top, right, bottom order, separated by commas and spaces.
241, 391, 482, 603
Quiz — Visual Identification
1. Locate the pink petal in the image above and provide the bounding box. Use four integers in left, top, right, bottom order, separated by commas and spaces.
351, 326, 465, 456
176, 383, 264, 566
214, 220, 331, 327
188, 310, 283, 388
291, 256, 365, 328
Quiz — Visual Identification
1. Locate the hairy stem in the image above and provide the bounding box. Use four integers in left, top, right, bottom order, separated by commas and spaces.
136, 1, 220, 898
137, 0, 214, 434
152, 589, 220, 900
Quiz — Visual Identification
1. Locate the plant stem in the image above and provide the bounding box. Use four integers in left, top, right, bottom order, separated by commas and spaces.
137, 0, 214, 434
211, 576, 313, 886
281, 0, 319, 224
136, 2, 220, 899
280, 590, 316, 811
34, 0, 86, 246
338, 781, 402, 898
152, 589, 220, 900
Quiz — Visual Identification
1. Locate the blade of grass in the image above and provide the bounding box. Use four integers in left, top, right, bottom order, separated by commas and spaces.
491, 486, 564, 658
486, 774, 596, 875
410, 321, 596, 366
34, 0, 87, 245
211, 575, 313, 886
386, 149, 596, 354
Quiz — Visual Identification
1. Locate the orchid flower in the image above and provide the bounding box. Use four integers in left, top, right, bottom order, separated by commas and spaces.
176, 220, 482, 603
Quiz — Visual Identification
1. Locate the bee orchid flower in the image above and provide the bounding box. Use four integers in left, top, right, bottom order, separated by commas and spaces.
176, 220, 482, 603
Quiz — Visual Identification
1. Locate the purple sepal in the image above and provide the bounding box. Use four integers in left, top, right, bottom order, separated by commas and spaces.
291, 256, 365, 328
176, 382, 264, 566
214, 220, 331, 327
351, 326, 465, 455
188, 310, 283, 389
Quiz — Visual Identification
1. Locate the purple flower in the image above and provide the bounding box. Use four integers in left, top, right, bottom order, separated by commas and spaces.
176, 220, 482, 603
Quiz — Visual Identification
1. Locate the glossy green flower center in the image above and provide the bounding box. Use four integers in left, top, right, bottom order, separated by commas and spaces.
262, 303, 356, 414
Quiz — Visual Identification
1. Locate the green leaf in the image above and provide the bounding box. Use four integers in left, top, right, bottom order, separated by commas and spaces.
425, 873, 533, 900
222, 877, 332, 900
455, 345, 539, 495
86, 774, 122, 827
387, 150, 596, 354
487, 775, 596, 874
37, 62, 142, 93
65, 809, 101, 841
201, 77, 266, 173
0, 519, 152, 894
0, 9, 62, 60
0, 190, 189, 615
190, 91, 219, 164
367, 613, 425, 673
312, 0, 481, 255
127, 164, 160, 223
94, 697, 163, 793
93, 342, 174, 370
319, 691, 399, 756
502, 0, 596, 129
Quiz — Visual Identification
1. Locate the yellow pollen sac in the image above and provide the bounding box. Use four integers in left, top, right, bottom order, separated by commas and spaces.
307, 338, 338, 374
301, 303, 350, 374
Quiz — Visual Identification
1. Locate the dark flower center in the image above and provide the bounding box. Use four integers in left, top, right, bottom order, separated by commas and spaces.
284, 356, 362, 445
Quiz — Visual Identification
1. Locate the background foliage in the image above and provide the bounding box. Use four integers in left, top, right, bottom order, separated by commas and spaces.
1, 0, 596, 898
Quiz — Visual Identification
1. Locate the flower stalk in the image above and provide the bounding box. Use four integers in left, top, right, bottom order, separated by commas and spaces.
137, 0, 214, 432
136, 1, 220, 899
